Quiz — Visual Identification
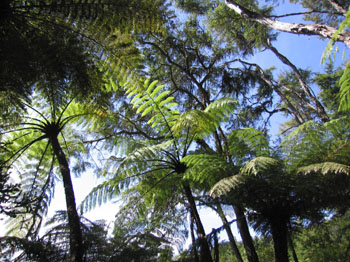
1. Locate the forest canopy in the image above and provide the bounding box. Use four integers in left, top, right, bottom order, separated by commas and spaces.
1, 0, 350, 262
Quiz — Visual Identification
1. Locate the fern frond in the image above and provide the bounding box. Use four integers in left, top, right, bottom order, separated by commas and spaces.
204, 97, 238, 120
171, 109, 217, 138
172, 98, 237, 138
228, 128, 270, 158
241, 156, 280, 176
124, 78, 180, 132
298, 162, 350, 175
338, 62, 350, 112
182, 154, 231, 185
79, 180, 117, 213
209, 175, 241, 198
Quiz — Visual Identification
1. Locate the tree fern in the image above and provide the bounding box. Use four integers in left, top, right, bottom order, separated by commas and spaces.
227, 128, 270, 166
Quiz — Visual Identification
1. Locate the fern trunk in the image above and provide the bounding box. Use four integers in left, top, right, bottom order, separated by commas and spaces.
216, 204, 244, 262
232, 204, 259, 262
287, 230, 299, 262
183, 183, 213, 262
190, 213, 200, 262
270, 218, 289, 262
50, 136, 83, 262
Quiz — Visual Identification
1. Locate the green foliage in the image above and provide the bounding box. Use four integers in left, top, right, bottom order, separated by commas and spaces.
1, 211, 119, 261
207, 0, 274, 55
281, 117, 350, 169
322, 6, 350, 62
228, 128, 270, 165
183, 154, 232, 186
315, 63, 343, 114
209, 175, 241, 198
125, 79, 180, 132
172, 97, 238, 138
338, 62, 350, 111
0, 90, 99, 239
210, 156, 281, 199
295, 212, 350, 262
298, 161, 350, 175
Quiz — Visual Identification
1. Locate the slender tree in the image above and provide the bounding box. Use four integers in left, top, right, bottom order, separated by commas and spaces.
1, 90, 98, 262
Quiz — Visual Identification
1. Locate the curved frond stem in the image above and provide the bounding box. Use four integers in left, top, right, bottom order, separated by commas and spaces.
56, 97, 76, 126
113, 112, 165, 140
0, 126, 43, 136
159, 148, 179, 163
3, 134, 48, 168
127, 165, 171, 178
23, 102, 49, 124
130, 158, 176, 166
22, 116, 47, 125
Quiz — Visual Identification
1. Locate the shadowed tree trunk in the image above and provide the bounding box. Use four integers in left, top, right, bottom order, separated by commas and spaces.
190, 213, 200, 262
287, 230, 299, 262
216, 204, 244, 262
183, 183, 213, 262
50, 135, 83, 262
232, 204, 259, 262
270, 217, 289, 262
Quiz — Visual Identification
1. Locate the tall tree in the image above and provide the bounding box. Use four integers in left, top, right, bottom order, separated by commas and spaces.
1, 90, 99, 262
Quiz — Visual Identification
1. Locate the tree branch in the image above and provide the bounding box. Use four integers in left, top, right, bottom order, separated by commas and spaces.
224, 0, 350, 47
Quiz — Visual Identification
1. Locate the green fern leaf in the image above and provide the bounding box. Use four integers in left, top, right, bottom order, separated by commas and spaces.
338, 63, 350, 112
209, 175, 241, 198
241, 157, 280, 176
298, 162, 350, 175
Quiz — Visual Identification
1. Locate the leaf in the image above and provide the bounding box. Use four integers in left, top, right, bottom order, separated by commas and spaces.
210, 175, 241, 198
298, 162, 350, 175
338, 63, 350, 112
241, 157, 280, 176
172, 109, 217, 138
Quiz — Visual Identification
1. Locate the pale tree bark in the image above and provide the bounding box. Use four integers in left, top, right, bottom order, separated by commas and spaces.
224, 0, 350, 47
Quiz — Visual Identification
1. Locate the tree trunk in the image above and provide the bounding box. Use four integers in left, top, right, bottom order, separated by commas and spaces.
224, 0, 350, 47
270, 218, 289, 262
232, 204, 259, 262
190, 212, 200, 262
183, 183, 213, 262
287, 230, 299, 262
216, 204, 244, 262
50, 136, 83, 262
